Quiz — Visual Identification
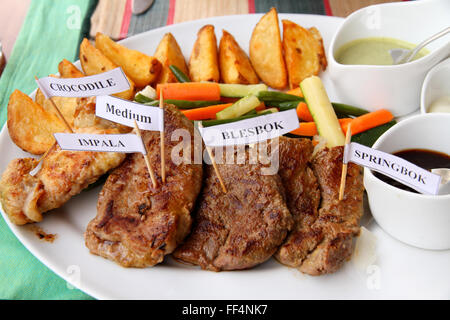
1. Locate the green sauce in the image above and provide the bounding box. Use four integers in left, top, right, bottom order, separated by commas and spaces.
335, 37, 429, 65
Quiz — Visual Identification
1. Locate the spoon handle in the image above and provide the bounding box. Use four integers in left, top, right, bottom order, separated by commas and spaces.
406, 27, 450, 63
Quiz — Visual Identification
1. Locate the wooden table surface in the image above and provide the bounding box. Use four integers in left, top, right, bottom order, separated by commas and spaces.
0, 0, 402, 61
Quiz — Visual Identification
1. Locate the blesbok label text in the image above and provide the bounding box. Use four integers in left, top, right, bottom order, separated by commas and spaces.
199, 109, 299, 147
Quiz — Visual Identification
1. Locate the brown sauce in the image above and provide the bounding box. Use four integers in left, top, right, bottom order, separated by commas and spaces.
27, 225, 57, 243
374, 149, 450, 193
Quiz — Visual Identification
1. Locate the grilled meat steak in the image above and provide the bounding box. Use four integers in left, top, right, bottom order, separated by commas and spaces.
275, 137, 322, 267
299, 146, 364, 275
85, 104, 203, 268
173, 148, 293, 271
275, 139, 363, 275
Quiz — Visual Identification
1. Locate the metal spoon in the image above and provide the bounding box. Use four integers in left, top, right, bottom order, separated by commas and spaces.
431, 168, 450, 195
132, 0, 154, 15
390, 27, 450, 65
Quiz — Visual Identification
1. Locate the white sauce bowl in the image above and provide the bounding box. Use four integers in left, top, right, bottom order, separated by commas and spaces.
420, 57, 450, 114
364, 113, 450, 250
328, 0, 450, 117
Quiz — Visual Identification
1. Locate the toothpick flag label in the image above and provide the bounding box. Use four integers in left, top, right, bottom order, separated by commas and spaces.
53, 133, 146, 154
343, 142, 441, 195
96, 95, 164, 131
198, 109, 299, 147
36, 68, 130, 98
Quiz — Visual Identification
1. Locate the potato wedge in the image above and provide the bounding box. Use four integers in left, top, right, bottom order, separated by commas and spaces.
35, 74, 58, 107
250, 8, 287, 89
308, 27, 328, 70
58, 59, 84, 78
7, 90, 66, 155
79, 38, 135, 100
35, 68, 80, 126
35, 88, 46, 107
189, 25, 220, 82
249, 7, 287, 89
42, 97, 78, 128
95, 33, 161, 87
282, 20, 327, 89
219, 30, 259, 84
154, 33, 189, 84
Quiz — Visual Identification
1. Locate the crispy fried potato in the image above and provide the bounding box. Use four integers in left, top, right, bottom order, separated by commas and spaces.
35, 74, 58, 107
42, 97, 78, 128
219, 30, 259, 84
7, 90, 66, 155
95, 33, 161, 87
35, 88, 46, 107
189, 25, 220, 82
154, 33, 189, 84
79, 38, 135, 100
58, 59, 84, 78
309, 27, 328, 70
34, 70, 79, 126
282, 20, 327, 89
249, 7, 287, 89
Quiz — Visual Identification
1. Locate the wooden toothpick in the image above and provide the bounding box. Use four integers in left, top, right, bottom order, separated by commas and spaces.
339, 124, 352, 201
133, 120, 158, 189
159, 92, 166, 183
34, 142, 56, 168
33, 76, 74, 173
34, 76, 73, 133
198, 122, 227, 193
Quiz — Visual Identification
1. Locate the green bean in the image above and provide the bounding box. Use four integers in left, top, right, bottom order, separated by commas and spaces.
331, 102, 369, 117
351, 120, 396, 147
266, 101, 299, 110
264, 100, 369, 117
134, 93, 153, 104
169, 65, 191, 82
257, 91, 304, 102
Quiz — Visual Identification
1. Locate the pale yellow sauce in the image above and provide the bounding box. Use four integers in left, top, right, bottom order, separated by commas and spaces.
335, 37, 429, 65
428, 96, 450, 113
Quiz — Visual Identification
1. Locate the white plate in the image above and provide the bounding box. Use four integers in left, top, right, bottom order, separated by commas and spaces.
1, 14, 449, 300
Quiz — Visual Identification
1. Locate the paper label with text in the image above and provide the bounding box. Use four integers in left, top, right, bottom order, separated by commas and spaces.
95, 95, 164, 131
199, 109, 299, 147
54, 133, 146, 154
36, 68, 130, 98
344, 142, 441, 195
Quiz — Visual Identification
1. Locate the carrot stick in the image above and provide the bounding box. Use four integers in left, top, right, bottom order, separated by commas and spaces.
182, 103, 233, 120
156, 82, 221, 101
290, 122, 318, 136
286, 87, 303, 97
290, 118, 353, 136
338, 118, 353, 133
341, 109, 394, 135
296, 102, 314, 121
